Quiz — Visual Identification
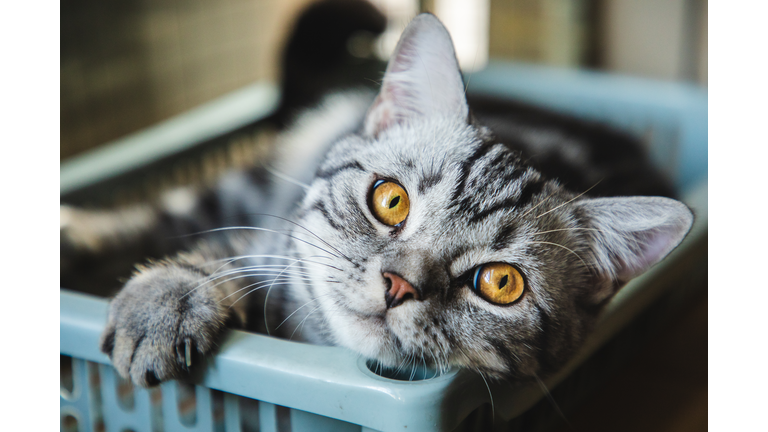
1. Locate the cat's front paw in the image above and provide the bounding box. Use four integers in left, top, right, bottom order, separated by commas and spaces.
100, 264, 227, 387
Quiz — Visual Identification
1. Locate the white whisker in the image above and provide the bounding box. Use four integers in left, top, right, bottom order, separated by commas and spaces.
519, 188, 560, 218
535, 180, 602, 219
526, 240, 590, 270
264, 164, 310, 190
534, 374, 574, 430
289, 304, 323, 340
248, 214, 352, 262
275, 294, 329, 331
184, 226, 341, 259
478, 370, 495, 422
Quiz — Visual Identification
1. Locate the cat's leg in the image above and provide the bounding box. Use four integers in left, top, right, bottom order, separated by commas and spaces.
61, 202, 173, 294
98, 236, 260, 387
61, 180, 258, 294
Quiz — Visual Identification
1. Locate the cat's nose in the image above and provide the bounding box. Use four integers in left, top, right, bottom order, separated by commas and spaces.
383, 272, 420, 309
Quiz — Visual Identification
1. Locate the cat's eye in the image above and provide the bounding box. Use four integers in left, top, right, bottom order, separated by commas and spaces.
370, 180, 410, 226
472, 263, 525, 305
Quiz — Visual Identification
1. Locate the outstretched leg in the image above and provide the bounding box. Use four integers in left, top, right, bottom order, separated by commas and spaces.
98, 235, 269, 387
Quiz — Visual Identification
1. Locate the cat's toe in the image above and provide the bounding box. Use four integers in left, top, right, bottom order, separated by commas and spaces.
126, 334, 184, 387
126, 329, 214, 387
99, 326, 116, 357
107, 327, 144, 381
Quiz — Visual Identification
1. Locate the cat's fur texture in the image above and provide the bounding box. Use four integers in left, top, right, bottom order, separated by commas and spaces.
62, 14, 693, 388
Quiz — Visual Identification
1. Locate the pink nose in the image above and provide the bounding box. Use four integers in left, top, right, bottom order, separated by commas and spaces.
383, 272, 420, 309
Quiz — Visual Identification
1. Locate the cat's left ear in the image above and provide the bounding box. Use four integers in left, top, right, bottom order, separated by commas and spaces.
364, 13, 468, 137
575, 196, 694, 302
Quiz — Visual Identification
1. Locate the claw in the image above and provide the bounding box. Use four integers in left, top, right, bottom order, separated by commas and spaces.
185, 339, 192, 368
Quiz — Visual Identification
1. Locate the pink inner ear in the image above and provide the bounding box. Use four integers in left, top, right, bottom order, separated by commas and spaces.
640, 229, 677, 267
363, 14, 468, 137
365, 97, 391, 137
616, 228, 679, 281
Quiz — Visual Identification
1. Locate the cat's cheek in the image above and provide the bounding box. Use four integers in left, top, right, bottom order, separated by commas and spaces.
321, 303, 397, 361
341, 287, 388, 316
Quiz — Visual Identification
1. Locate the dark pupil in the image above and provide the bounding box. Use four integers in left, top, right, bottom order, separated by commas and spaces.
498, 275, 509, 290
389, 196, 400, 208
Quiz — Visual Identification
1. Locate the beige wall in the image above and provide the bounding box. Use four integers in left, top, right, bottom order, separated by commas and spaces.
601, 0, 707, 83
61, 0, 314, 160
488, 0, 589, 67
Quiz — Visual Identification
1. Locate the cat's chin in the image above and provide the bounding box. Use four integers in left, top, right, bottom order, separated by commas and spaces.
323, 302, 418, 366
335, 302, 451, 371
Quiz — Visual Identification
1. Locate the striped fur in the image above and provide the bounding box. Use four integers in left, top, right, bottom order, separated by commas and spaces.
63, 14, 693, 386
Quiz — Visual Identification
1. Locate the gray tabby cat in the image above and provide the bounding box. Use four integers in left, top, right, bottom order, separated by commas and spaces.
66, 14, 693, 387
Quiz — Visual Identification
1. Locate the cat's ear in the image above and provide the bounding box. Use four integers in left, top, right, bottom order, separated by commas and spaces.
575, 196, 693, 302
364, 13, 468, 137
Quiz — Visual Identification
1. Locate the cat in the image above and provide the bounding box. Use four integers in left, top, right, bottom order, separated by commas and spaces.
62, 13, 693, 388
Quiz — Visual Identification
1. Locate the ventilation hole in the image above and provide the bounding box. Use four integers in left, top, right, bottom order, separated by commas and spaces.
149, 386, 163, 432
115, 374, 135, 410
211, 390, 226, 429
365, 359, 439, 381
150, 385, 163, 405
177, 381, 197, 426
240, 397, 260, 432
88, 362, 101, 392
61, 414, 78, 432
61, 356, 74, 398
87, 363, 105, 431
276, 405, 292, 432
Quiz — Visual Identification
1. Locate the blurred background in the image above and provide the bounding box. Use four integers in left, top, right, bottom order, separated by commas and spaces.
61, 0, 707, 160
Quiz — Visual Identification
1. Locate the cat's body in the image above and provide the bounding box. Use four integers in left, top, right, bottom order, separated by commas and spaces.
62, 14, 692, 388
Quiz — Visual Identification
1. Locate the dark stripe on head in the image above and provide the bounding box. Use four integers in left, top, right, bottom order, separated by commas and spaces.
451, 142, 499, 201
468, 197, 518, 224
316, 161, 365, 180
344, 194, 375, 233
492, 224, 517, 250
498, 165, 528, 184
418, 172, 443, 194
467, 175, 545, 224
515, 179, 546, 209
309, 200, 342, 230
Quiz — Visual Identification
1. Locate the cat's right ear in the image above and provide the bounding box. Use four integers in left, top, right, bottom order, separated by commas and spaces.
364, 13, 468, 137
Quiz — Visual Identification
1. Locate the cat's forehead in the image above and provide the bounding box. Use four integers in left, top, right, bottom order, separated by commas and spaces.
325, 118, 481, 170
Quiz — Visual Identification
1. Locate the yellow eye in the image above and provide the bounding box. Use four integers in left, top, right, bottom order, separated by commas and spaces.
370, 180, 410, 226
472, 263, 525, 305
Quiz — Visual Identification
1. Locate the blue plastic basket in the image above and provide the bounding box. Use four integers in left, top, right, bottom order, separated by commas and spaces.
60, 61, 708, 432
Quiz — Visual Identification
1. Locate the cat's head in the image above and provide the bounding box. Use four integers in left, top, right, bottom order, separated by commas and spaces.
292, 14, 693, 380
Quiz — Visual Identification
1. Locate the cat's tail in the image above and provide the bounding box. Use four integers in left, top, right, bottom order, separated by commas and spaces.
270, 0, 387, 127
